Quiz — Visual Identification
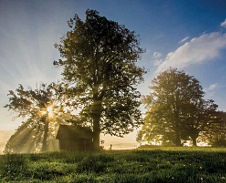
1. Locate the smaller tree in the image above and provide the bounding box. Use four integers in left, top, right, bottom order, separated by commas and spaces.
138, 68, 205, 146
4, 83, 69, 153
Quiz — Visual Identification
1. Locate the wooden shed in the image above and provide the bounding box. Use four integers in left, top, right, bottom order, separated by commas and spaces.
56, 125, 93, 151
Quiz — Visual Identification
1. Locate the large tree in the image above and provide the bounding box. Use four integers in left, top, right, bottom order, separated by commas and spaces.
138, 68, 205, 146
4, 83, 68, 152
54, 9, 146, 150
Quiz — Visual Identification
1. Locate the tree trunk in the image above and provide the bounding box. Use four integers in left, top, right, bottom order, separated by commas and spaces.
191, 136, 197, 146
93, 113, 101, 151
175, 112, 182, 146
175, 131, 182, 146
92, 99, 102, 151
42, 116, 49, 152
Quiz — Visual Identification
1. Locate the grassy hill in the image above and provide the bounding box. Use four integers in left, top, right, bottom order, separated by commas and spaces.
0, 147, 226, 182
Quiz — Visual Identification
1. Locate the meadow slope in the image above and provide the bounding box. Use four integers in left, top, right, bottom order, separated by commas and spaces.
0, 147, 225, 182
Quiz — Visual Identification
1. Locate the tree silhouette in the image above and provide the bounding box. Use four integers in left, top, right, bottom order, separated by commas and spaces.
138, 68, 206, 146
54, 9, 146, 150
4, 83, 68, 152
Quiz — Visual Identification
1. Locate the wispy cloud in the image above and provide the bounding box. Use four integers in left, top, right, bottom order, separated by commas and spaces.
156, 32, 226, 73
153, 52, 162, 58
153, 52, 162, 65
178, 36, 190, 44
221, 19, 226, 28
204, 83, 220, 97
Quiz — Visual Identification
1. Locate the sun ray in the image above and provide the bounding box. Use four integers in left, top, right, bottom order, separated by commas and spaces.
47, 106, 54, 118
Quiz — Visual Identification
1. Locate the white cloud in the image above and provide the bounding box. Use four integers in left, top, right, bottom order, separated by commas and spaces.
204, 83, 220, 97
178, 36, 190, 44
153, 52, 162, 65
156, 32, 226, 73
154, 59, 163, 66
221, 19, 226, 28
153, 52, 162, 58
204, 83, 219, 92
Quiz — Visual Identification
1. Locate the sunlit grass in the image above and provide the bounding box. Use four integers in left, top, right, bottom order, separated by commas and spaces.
138, 146, 226, 152
0, 147, 226, 182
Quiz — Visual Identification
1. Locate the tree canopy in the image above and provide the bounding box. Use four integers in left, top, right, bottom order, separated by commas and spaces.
54, 9, 146, 150
138, 68, 217, 146
4, 83, 69, 153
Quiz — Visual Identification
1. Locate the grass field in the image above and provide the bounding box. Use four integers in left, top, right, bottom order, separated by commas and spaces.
0, 147, 225, 182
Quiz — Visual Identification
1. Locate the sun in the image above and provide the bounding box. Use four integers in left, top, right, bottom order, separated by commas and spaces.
47, 106, 54, 118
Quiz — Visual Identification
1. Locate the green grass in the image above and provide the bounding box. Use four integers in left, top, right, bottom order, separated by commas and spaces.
0, 147, 226, 182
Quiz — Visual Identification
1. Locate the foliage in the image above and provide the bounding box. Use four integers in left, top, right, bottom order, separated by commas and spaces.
4, 121, 38, 153
4, 83, 69, 153
138, 68, 216, 146
181, 99, 218, 146
0, 148, 226, 182
202, 111, 226, 146
54, 9, 146, 150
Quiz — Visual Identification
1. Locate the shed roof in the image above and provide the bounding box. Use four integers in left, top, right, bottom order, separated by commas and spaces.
56, 125, 93, 140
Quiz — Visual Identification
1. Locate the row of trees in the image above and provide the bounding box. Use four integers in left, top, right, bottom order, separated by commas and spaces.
137, 68, 226, 146
4, 10, 226, 153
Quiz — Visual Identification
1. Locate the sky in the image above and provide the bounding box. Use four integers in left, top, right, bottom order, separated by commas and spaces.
0, 0, 226, 149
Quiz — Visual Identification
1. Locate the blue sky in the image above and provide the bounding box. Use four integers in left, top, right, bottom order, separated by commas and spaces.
0, 0, 226, 145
